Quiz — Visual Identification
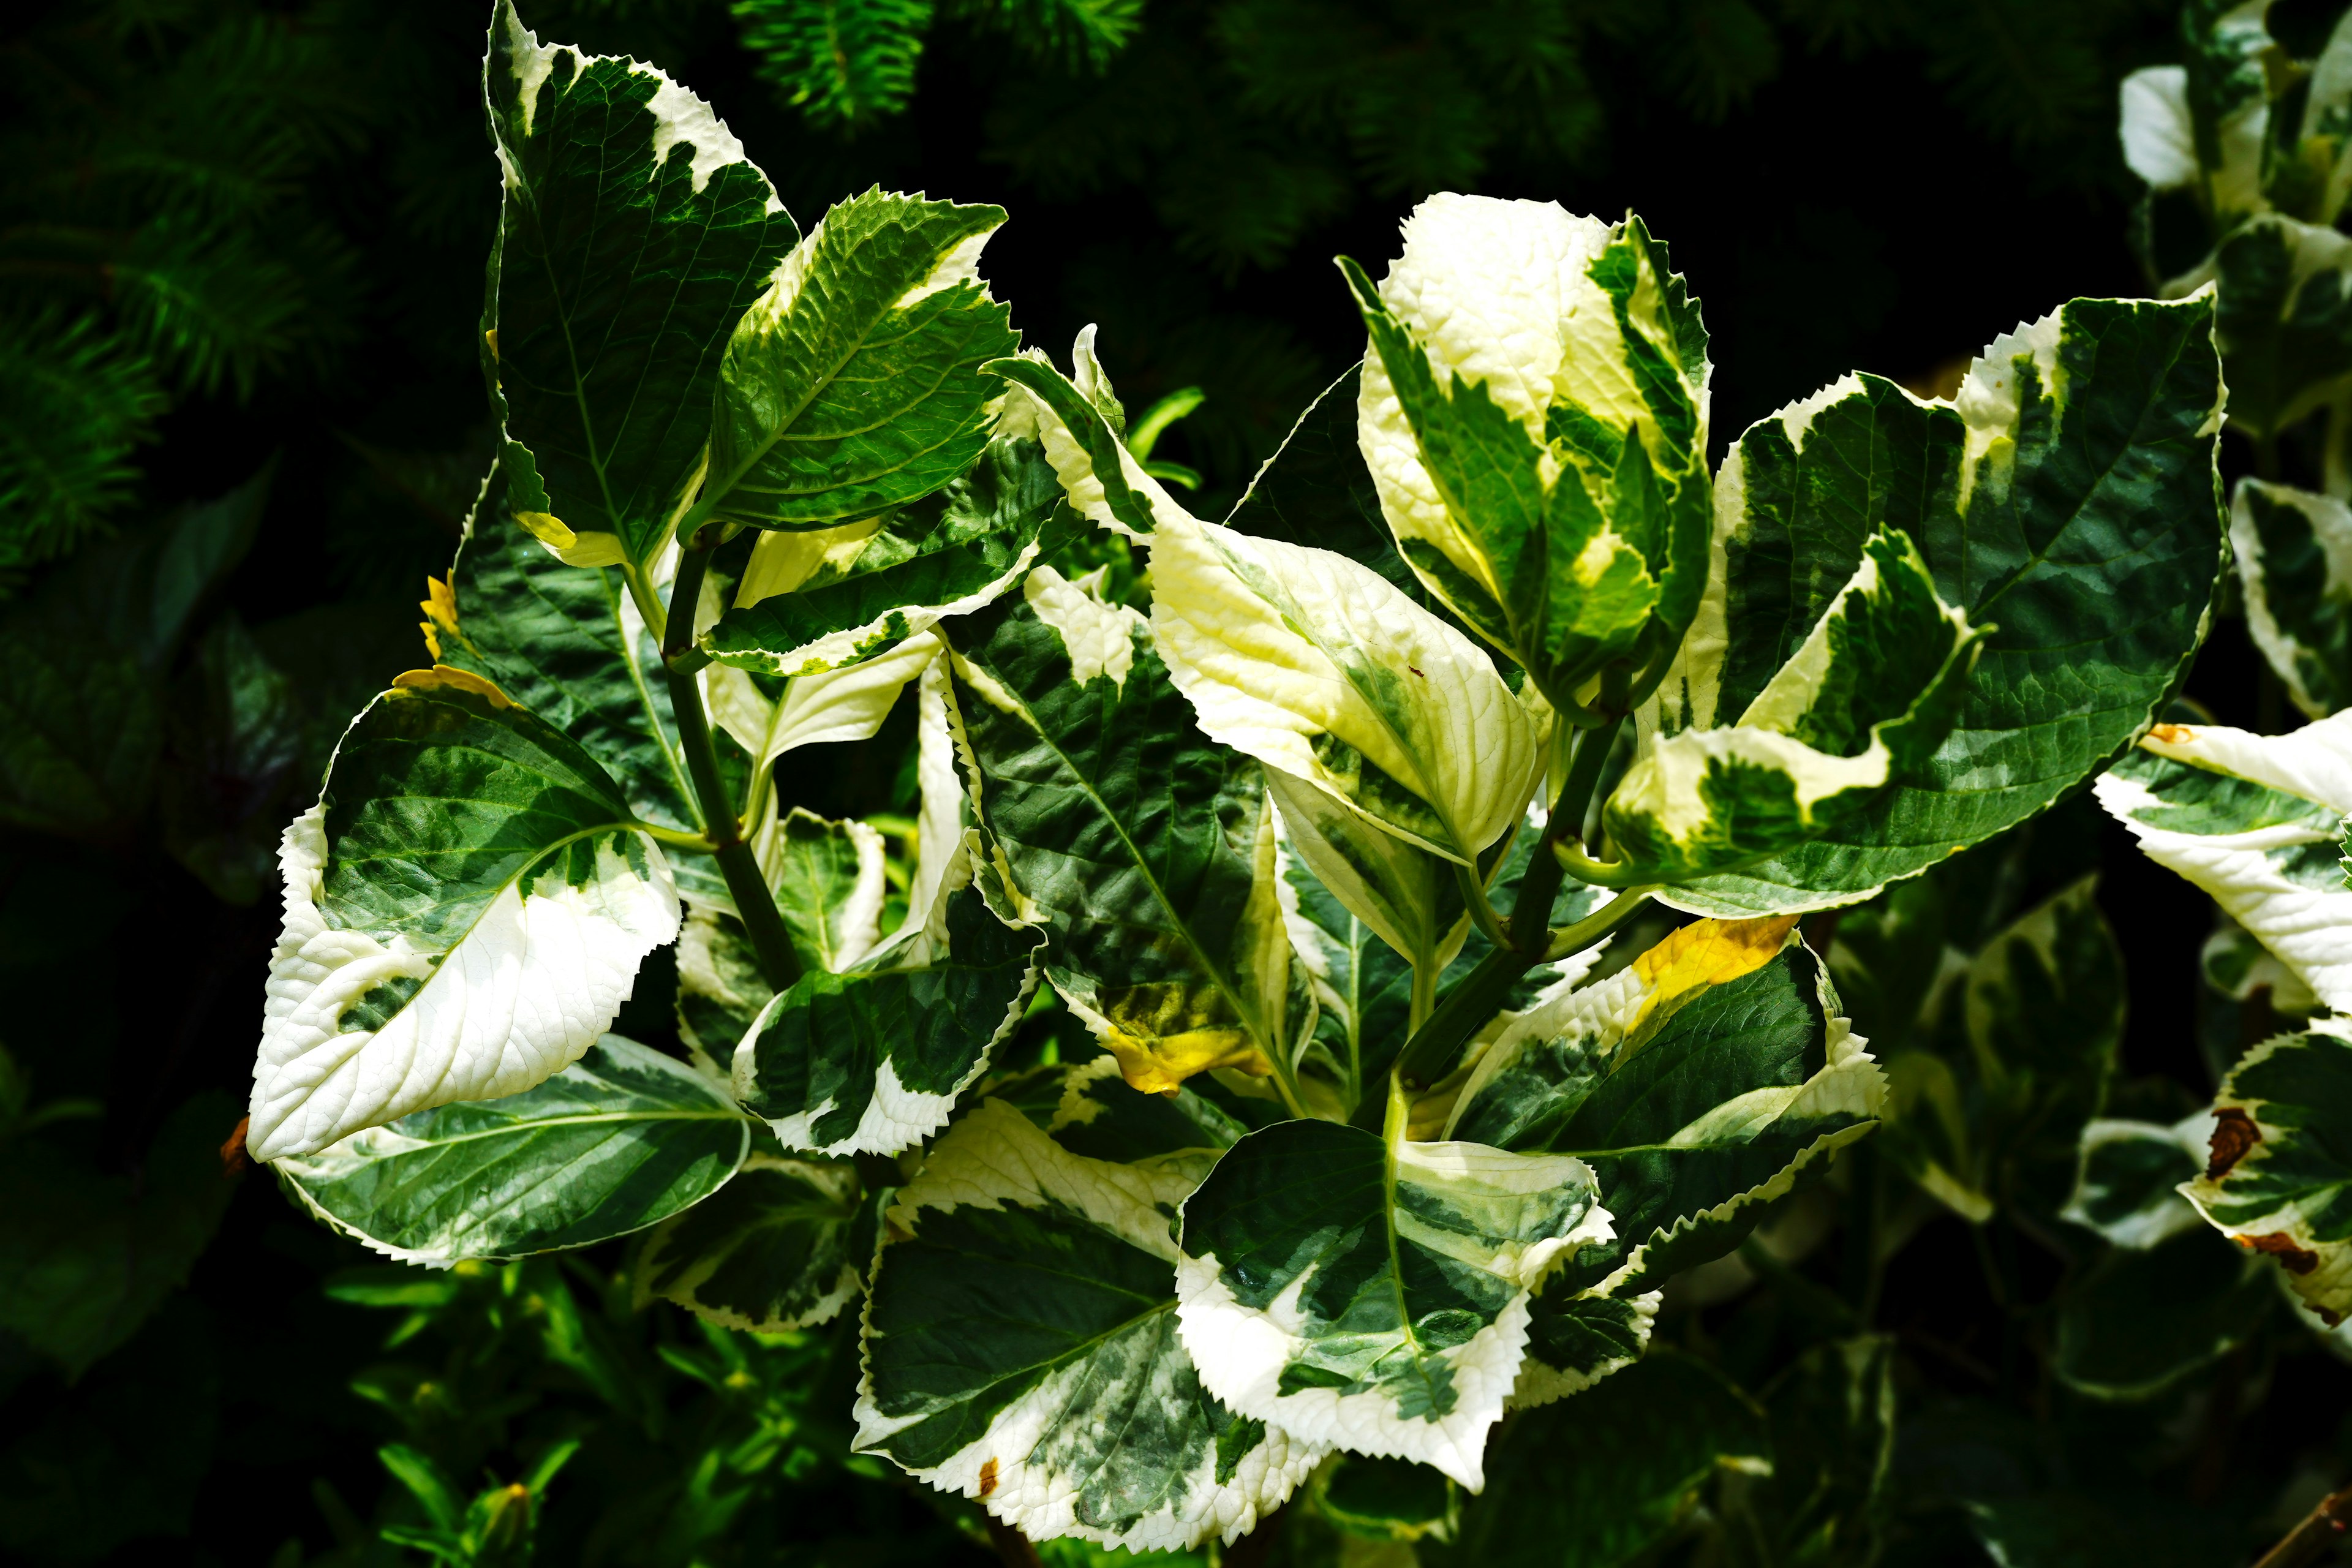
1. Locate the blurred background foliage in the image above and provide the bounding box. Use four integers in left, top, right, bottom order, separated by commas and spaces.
7, 0, 2350, 1564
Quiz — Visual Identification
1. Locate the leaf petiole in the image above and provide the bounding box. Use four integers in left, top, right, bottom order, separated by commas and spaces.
1453, 859, 1510, 951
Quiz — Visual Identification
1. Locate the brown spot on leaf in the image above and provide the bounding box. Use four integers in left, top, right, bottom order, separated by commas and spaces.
2207, 1107, 2261, 1179
2317, 1303, 2345, 1329
1409, 666, 1425, 677
220, 1115, 250, 1177
2237, 1231, 2321, 1274
978, 1458, 999, 1498
2149, 722, 2196, 745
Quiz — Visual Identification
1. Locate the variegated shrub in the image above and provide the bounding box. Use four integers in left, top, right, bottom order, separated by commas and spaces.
242, 6, 2230, 1555
2095, 0, 2352, 1335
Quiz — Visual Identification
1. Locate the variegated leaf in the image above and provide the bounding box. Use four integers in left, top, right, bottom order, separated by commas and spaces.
2232, 479, 2352, 720
483, 2, 794, 565
275, 1035, 746, 1264
1175, 1118, 1611, 1488
855, 1099, 1319, 1551
941, 567, 1298, 1097
2064, 1113, 2216, 1250
635, 1153, 864, 1330
250, 674, 679, 1161
1653, 296, 2225, 916
703, 189, 1017, 531
2096, 711, 2352, 1011
1605, 527, 1981, 884
2180, 1026, 2352, 1325
2209, 214, 2352, 439
1343, 196, 1712, 716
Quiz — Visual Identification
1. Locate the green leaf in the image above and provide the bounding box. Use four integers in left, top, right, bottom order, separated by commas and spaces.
1344, 198, 1712, 714
704, 188, 1017, 531
703, 432, 1077, 675
248, 673, 680, 1161
941, 572, 1298, 1096
159, 612, 306, 905
1444, 917, 1883, 1400
0, 1092, 238, 1378
2097, 713, 2352, 1012
2180, 1026, 2352, 1324
707, 629, 938, 768
732, 0, 931, 130
1145, 475, 1545, 869
483, 3, 797, 565
1658, 295, 2225, 916
274, 1034, 749, 1265
1020, 1055, 1250, 1166
2230, 478, 2352, 719
635, 1153, 864, 1330
2062, 1113, 2212, 1248
1604, 527, 1983, 884
1222, 365, 1415, 595
1311, 1453, 1457, 1544
1426, 1353, 1769, 1568
764, 806, 888, 974
1747, 1335, 1896, 1567
2209, 214, 2352, 439
854, 1099, 1317, 1551
2055, 1229, 2275, 1400
733, 848, 1040, 1155
0, 307, 166, 581
1174, 1117, 1610, 1487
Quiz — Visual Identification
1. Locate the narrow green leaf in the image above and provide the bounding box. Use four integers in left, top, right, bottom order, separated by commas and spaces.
854, 1099, 1317, 1551
274, 1035, 749, 1264
635, 1153, 864, 1330
704, 188, 1017, 530
249, 674, 679, 1161
483, 3, 797, 564
1175, 1118, 1609, 1487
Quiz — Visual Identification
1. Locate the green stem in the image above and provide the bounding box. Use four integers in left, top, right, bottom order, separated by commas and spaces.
1552, 839, 1645, 889
1408, 956, 1435, 1036
1453, 860, 1509, 951
662, 544, 802, 995
641, 824, 717, 852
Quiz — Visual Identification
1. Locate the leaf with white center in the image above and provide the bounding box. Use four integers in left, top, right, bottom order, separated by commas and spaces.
1145, 495, 1543, 868
483, 4, 795, 565
1175, 1117, 1609, 1487
1344, 197, 1712, 715
2233, 479, 2352, 719
1446, 917, 1880, 1402
274, 1035, 747, 1265
701, 432, 1078, 675
703, 189, 1017, 531
635, 1153, 864, 1330
429, 473, 735, 910
2063, 1114, 2216, 1249
2180, 1026, 2352, 1325
733, 842, 1038, 1156
1605, 528, 1982, 884
854, 1099, 1319, 1551
941, 576, 1297, 1096
1653, 295, 2226, 916
249, 674, 680, 1161
2210, 215, 2352, 439
1427, 1352, 1769, 1568
2096, 712, 2352, 1011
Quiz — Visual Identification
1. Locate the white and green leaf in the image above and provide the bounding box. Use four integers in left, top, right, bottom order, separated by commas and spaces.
1344, 195, 1713, 714
2209, 214, 2352, 439
854, 1099, 1320, 1551
1175, 1118, 1611, 1488
483, 3, 795, 565
274, 1035, 747, 1265
1654, 296, 2225, 916
1605, 527, 1981, 885
703, 189, 1019, 530
2232, 478, 2352, 720
2096, 712, 2352, 1012
250, 674, 679, 1161
2063, 1113, 2215, 1250
635, 1153, 864, 1330
2179, 1025, 2352, 1325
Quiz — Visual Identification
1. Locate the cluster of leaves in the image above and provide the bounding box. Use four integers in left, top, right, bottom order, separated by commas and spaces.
195, 7, 2296, 1562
